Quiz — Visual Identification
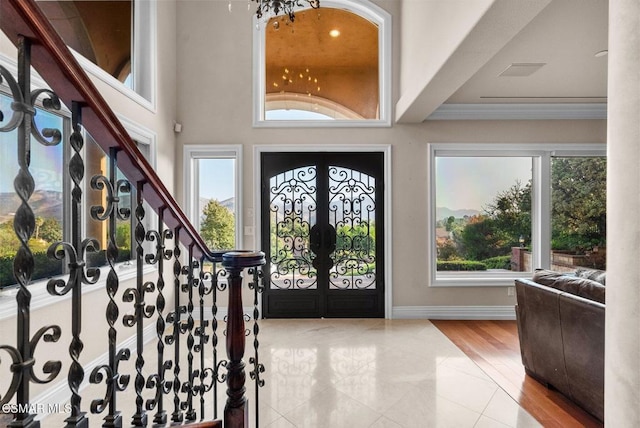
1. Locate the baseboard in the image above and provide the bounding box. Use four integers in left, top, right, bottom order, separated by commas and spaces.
393, 305, 516, 320
32, 321, 157, 417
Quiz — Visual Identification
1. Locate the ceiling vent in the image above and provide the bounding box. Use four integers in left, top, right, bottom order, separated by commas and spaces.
499, 63, 546, 77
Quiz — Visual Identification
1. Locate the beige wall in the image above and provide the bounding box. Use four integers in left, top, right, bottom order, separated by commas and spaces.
174, 0, 607, 312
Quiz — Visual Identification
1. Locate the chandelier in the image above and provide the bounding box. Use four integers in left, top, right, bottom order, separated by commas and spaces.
253, 0, 320, 22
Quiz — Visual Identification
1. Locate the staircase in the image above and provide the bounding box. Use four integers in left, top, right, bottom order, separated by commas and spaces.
0, 0, 265, 426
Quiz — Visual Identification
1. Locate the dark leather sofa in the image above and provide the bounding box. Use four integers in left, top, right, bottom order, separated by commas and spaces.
515, 268, 605, 422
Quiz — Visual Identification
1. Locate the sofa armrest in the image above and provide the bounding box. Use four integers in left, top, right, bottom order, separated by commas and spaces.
515, 279, 571, 394
559, 293, 605, 421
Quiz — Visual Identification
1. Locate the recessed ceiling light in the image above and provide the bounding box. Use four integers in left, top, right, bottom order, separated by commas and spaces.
499, 63, 546, 77
329, 29, 340, 38
595, 50, 608, 57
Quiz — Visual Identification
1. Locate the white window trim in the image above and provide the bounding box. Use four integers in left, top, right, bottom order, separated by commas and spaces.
428, 143, 606, 287
252, 0, 392, 128
253, 144, 393, 318
183, 145, 243, 252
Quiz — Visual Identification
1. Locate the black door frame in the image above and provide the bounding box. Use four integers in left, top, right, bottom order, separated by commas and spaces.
259, 150, 388, 318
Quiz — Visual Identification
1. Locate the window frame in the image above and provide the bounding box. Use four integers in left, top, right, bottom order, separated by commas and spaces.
183, 145, 243, 252
428, 143, 606, 287
0, 81, 158, 315
252, 0, 392, 128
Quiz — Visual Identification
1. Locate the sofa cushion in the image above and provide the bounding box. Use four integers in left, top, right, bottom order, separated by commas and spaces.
532, 269, 568, 286
532, 269, 605, 304
575, 267, 606, 285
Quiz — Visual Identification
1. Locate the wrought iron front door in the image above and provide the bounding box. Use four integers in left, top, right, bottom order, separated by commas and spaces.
261, 152, 384, 318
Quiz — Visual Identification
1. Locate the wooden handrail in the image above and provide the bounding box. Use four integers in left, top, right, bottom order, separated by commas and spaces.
0, 0, 213, 260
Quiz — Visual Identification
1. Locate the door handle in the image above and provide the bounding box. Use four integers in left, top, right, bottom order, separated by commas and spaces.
310, 224, 321, 255
325, 224, 336, 255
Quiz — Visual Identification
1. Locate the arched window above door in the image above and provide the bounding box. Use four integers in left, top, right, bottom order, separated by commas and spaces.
253, 0, 391, 127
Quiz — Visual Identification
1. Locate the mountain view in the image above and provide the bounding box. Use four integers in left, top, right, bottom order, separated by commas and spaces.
0, 190, 63, 223
436, 207, 480, 221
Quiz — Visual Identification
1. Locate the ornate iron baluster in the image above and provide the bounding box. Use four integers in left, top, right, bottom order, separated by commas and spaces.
211, 252, 227, 420
167, 227, 186, 423
88, 147, 132, 427
248, 266, 266, 428
122, 181, 156, 427
0, 36, 64, 428
182, 248, 197, 421
222, 251, 266, 428
144, 208, 173, 425
47, 101, 101, 428
194, 256, 213, 419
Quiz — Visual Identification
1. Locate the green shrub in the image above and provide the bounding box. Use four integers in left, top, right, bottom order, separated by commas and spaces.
0, 249, 132, 289
0, 252, 63, 289
437, 260, 487, 271
481, 255, 512, 270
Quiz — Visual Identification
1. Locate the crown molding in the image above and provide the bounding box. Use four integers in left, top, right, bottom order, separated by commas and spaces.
427, 103, 607, 120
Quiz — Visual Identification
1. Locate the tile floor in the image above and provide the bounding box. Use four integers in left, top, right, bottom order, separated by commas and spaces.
40, 319, 540, 427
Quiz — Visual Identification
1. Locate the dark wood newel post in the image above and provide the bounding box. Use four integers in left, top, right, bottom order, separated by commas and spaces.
222, 251, 265, 428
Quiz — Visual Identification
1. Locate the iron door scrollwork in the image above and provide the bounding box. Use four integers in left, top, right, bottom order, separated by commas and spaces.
262, 152, 385, 318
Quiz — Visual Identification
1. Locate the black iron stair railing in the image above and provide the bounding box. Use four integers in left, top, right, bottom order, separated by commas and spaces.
0, 0, 265, 427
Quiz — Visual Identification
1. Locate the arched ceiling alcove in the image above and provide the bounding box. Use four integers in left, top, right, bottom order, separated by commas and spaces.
265, 7, 379, 119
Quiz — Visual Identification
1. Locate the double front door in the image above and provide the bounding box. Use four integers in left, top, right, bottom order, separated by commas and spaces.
261, 152, 385, 318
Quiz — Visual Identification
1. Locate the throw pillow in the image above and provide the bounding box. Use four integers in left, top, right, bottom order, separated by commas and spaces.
575, 267, 606, 285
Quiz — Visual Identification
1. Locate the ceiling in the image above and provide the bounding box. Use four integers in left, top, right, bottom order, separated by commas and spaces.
264, 0, 609, 122
397, 0, 609, 122
446, 0, 608, 104
37, 0, 131, 82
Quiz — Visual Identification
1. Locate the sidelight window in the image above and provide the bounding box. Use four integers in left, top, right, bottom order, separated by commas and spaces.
183, 146, 242, 252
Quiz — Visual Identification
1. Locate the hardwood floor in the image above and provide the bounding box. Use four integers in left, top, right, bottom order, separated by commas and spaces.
432, 320, 603, 428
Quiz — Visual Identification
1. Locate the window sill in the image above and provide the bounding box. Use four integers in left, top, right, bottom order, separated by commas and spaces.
430, 272, 532, 287
0, 262, 157, 322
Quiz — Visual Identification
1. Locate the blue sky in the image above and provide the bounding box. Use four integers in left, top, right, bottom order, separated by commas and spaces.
0, 95, 64, 194
436, 156, 532, 211
198, 158, 235, 200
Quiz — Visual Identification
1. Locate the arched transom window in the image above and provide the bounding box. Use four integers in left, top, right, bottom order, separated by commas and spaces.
254, 0, 391, 127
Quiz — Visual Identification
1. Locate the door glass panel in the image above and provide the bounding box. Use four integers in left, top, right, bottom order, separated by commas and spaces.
328, 166, 376, 289
269, 166, 317, 289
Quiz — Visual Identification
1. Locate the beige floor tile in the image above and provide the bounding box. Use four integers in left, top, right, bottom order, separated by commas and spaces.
369, 416, 404, 427
473, 415, 513, 428
481, 389, 542, 428
283, 387, 382, 428
36, 319, 540, 428
264, 416, 298, 428
384, 391, 482, 428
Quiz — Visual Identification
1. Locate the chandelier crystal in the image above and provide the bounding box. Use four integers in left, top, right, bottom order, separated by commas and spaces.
253, 0, 320, 22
